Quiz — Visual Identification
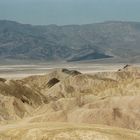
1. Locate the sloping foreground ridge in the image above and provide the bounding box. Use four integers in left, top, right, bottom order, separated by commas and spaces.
0, 65, 140, 139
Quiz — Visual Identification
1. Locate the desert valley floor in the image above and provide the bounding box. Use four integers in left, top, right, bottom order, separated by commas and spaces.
0, 63, 140, 140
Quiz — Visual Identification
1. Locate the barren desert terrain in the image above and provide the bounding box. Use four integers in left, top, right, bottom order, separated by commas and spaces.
0, 63, 140, 140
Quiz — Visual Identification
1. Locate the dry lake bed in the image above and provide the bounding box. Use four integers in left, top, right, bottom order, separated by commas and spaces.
0, 62, 139, 79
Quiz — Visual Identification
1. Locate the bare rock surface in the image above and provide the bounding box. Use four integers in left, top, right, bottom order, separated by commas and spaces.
0, 65, 140, 139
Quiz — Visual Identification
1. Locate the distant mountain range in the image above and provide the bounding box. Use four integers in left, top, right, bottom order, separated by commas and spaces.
0, 20, 140, 63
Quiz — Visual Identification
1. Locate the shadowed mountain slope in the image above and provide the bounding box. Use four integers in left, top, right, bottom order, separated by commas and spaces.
0, 20, 140, 62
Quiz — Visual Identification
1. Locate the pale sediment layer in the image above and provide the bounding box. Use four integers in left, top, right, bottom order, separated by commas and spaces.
0, 65, 140, 139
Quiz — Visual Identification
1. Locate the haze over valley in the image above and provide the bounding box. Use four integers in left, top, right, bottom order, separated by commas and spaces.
0, 0, 140, 139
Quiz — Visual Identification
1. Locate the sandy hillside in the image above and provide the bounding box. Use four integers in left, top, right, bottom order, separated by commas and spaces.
0, 65, 140, 139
